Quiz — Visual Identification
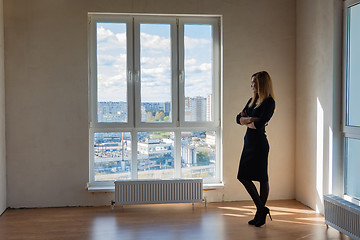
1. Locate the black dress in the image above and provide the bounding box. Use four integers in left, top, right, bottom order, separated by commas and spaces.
236, 97, 275, 182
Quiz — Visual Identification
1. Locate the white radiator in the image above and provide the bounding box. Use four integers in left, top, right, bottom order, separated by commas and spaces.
115, 179, 203, 205
324, 194, 360, 240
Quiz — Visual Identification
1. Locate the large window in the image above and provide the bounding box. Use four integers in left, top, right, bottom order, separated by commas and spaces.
88, 14, 222, 188
344, 1, 360, 200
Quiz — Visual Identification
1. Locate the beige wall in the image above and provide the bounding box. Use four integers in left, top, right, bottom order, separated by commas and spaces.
0, 0, 6, 215
295, 0, 343, 213
4, 0, 296, 208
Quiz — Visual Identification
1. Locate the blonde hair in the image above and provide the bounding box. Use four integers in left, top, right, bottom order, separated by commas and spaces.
249, 71, 275, 108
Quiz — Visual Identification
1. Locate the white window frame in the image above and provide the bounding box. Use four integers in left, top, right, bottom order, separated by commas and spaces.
178, 17, 221, 128
88, 13, 223, 189
89, 14, 134, 130
134, 16, 178, 129
343, 0, 360, 201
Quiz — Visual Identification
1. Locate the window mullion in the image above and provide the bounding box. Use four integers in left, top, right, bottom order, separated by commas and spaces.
128, 17, 135, 128
178, 20, 185, 127
176, 19, 184, 179
89, 128, 95, 184
130, 18, 137, 179
131, 130, 138, 179
133, 18, 141, 129
175, 129, 181, 178
173, 18, 181, 178
89, 15, 97, 128
213, 20, 221, 125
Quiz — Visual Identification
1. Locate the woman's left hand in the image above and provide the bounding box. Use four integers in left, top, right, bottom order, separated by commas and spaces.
250, 117, 259, 122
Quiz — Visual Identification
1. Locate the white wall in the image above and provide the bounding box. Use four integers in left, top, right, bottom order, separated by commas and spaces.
0, 0, 6, 215
4, 0, 296, 208
295, 0, 343, 213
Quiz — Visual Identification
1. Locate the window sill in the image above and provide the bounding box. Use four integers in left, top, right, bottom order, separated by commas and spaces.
344, 195, 360, 206
87, 186, 115, 192
87, 183, 224, 193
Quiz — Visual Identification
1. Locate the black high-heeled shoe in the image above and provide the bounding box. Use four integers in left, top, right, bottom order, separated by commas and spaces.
248, 211, 260, 225
255, 207, 272, 227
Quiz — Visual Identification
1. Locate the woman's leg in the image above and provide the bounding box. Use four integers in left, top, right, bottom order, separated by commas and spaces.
239, 179, 263, 210
253, 181, 271, 227
259, 181, 269, 205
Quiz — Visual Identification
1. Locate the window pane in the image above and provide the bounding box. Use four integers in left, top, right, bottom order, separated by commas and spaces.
137, 132, 175, 179
181, 131, 216, 179
140, 24, 172, 123
94, 132, 131, 181
97, 23, 128, 123
184, 25, 213, 122
348, 4, 360, 126
345, 138, 360, 199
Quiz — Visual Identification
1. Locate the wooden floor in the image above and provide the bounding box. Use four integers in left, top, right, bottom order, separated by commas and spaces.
0, 200, 353, 240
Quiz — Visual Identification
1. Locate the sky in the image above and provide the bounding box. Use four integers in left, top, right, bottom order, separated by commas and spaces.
348, 4, 360, 126
96, 22, 213, 103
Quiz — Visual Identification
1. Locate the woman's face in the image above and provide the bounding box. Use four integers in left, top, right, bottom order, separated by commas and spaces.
251, 77, 258, 94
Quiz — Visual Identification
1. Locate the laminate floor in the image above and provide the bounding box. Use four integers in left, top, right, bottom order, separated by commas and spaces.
0, 200, 353, 240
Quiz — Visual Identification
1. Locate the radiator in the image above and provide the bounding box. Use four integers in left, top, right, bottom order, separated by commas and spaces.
115, 179, 203, 205
324, 194, 360, 240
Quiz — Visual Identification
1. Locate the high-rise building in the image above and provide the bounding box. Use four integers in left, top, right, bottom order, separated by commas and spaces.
185, 97, 192, 121
181, 140, 197, 166
141, 105, 147, 122
191, 96, 206, 121
206, 94, 212, 121
184, 96, 207, 121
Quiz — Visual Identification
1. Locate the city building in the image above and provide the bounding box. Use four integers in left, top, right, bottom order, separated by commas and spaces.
206, 94, 212, 121
185, 96, 207, 121
98, 101, 127, 122
181, 140, 197, 166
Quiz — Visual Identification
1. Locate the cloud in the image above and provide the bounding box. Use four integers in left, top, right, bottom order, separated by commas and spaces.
141, 33, 170, 50
97, 26, 114, 41
115, 33, 127, 46
186, 61, 211, 72
98, 54, 116, 62
97, 26, 126, 51
184, 36, 211, 49
98, 85, 127, 102
185, 58, 196, 65
185, 76, 212, 98
98, 78, 127, 102
142, 56, 170, 63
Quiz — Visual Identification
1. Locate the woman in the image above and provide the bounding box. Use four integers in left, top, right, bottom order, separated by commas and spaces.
236, 71, 275, 227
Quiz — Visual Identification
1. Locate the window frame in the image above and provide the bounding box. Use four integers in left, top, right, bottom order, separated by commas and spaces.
178, 17, 221, 128
134, 16, 178, 129
89, 14, 134, 130
88, 13, 223, 189
343, 0, 360, 201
